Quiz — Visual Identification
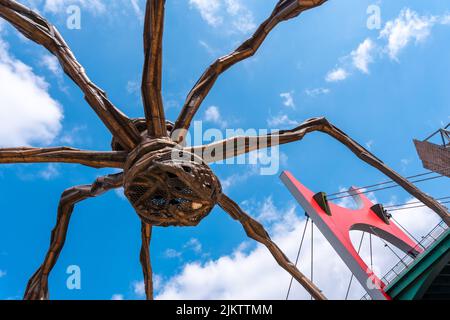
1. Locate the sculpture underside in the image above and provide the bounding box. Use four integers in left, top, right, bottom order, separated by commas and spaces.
0, 0, 448, 301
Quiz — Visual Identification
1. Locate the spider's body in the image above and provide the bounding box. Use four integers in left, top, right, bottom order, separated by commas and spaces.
0, 0, 448, 301
113, 119, 221, 227
123, 138, 221, 227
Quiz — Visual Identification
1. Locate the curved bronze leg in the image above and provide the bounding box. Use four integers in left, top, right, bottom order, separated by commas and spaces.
218, 193, 327, 300
24, 173, 123, 300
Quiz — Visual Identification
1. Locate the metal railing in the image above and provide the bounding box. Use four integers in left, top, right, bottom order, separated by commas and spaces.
422, 123, 449, 146
361, 220, 449, 300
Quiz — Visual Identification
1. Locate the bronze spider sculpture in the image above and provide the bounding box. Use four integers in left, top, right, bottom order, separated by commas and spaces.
0, 0, 448, 300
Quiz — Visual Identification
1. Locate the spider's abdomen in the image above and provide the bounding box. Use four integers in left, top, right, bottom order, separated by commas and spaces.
123, 139, 221, 227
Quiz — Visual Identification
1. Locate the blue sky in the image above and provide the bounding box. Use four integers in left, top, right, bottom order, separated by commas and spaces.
0, 0, 449, 300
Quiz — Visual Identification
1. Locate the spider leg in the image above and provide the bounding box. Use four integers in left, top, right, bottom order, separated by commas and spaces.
24, 173, 124, 300
0, 147, 127, 169
142, 0, 167, 138
0, 1, 140, 150
139, 222, 154, 300
172, 0, 328, 143
217, 193, 327, 300
192, 117, 450, 226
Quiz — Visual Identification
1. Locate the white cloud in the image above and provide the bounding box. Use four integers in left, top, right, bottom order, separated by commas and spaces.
40, 54, 62, 77
401, 158, 411, 166
39, 164, 60, 180
351, 38, 375, 74
441, 14, 450, 25
324, 9, 450, 83
380, 9, 439, 61
189, 0, 255, 34
126, 80, 140, 95
133, 280, 146, 297
58, 125, 87, 146
204, 106, 227, 128
199, 40, 217, 56
365, 140, 374, 151
220, 153, 279, 192
184, 238, 203, 254
24, 0, 148, 20
0, 38, 63, 147
325, 68, 349, 82
133, 275, 162, 299
221, 171, 254, 192
111, 294, 124, 300
0, 270, 6, 278
279, 151, 289, 167
189, 0, 223, 27
155, 196, 442, 300
267, 114, 297, 128
165, 248, 182, 259
204, 105, 220, 122
247, 196, 284, 224
280, 92, 295, 109
129, 0, 144, 21
225, 0, 256, 34
305, 88, 330, 97
43, 0, 106, 14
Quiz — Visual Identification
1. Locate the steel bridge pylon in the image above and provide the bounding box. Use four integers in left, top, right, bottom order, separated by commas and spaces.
280, 171, 423, 300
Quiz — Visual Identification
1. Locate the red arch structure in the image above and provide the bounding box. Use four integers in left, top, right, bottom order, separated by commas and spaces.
280, 171, 423, 300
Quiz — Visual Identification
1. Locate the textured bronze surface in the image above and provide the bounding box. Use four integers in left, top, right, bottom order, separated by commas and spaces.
0, 0, 448, 301
142, 0, 167, 138
140, 222, 154, 299
24, 173, 124, 300
123, 140, 221, 227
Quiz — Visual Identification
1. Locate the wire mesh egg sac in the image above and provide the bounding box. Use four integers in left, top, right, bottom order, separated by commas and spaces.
124, 145, 222, 227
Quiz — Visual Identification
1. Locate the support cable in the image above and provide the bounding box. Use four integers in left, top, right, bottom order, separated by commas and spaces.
327, 171, 441, 197
384, 196, 450, 209
387, 201, 450, 212
369, 234, 373, 270
311, 221, 314, 301
370, 227, 407, 267
328, 174, 444, 201
390, 216, 424, 249
345, 232, 365, 300
286, 216, 310, 300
